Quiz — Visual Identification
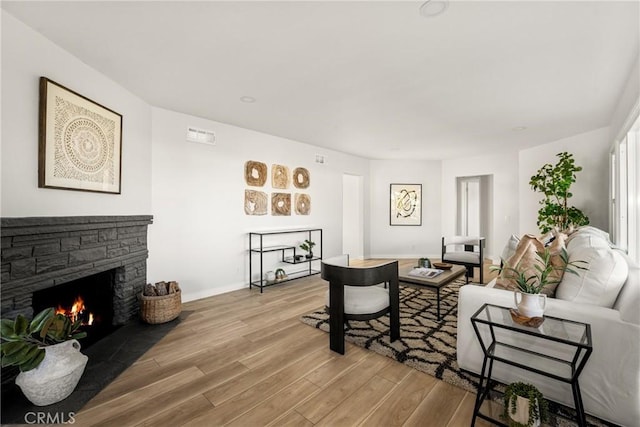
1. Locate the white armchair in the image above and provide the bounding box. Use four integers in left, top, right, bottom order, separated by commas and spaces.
441, 236, 485, 284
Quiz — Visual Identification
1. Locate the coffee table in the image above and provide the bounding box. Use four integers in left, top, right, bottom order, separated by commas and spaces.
398, 263, 466, 320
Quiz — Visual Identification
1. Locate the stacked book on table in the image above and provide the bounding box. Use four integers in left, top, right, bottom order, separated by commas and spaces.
408, 267, 444, 279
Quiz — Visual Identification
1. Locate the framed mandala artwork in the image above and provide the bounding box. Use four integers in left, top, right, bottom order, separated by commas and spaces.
39, 77, 122, 194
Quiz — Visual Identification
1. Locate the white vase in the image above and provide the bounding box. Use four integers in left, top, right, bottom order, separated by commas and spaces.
15, 339, 88, 406
508, 395, 541, 427
514, 291, 547, 318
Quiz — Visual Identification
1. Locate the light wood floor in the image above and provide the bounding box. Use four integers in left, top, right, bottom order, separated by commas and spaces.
73, 259, 497, 427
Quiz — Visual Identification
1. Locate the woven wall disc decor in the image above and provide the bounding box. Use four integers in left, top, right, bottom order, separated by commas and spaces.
244, 190, 268, 215
295, 193, 311, 215
245, 161, 267, 187
271, 193, 291, 216
272, 164, 290, 189
293, 167, 310, 189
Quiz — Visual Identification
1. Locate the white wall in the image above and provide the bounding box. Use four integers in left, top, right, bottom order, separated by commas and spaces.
518, 127, 611, 234
1, 11, 152, 217
148, 107, 370, 302
610, 54, 640, 142
442, 151, 519, 260
342, 174, 364, 259
369, 160, 442, 258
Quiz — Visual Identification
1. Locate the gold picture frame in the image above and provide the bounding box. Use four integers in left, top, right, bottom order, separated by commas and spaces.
39, 77, 122, 194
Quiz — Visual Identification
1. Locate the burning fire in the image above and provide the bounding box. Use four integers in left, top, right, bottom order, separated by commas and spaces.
56, 296, 94, 326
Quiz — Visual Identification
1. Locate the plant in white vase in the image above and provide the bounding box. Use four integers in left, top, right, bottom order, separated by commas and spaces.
492, 248, 587, 318
1, 307, 88, 406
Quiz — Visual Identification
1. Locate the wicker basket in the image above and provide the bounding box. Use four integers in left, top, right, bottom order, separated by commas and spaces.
139, 289, 182, 324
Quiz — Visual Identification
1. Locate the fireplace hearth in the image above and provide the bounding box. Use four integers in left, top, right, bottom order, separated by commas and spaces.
1, 215, 162, 423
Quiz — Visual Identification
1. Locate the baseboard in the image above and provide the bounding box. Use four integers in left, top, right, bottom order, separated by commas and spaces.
182, 282, 247, 303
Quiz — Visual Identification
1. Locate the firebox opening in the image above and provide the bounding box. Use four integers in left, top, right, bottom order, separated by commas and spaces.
32, 269, 120, 348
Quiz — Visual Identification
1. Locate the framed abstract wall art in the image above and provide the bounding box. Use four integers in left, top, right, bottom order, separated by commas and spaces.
39, 77, 122, 194
390, 183, 422, 226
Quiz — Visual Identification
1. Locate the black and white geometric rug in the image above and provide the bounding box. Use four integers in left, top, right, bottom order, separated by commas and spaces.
300, 280, 478, 392
300, 280, 614, 427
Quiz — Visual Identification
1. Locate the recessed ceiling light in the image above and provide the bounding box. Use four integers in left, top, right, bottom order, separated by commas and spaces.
419, 0, 449, 18
240, 96, 256, 103
512, 126, 528, 131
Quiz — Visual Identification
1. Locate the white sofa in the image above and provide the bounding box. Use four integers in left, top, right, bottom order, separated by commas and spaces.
457, 227, 640, 426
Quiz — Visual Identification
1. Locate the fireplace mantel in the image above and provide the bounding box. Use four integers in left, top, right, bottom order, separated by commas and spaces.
1, 215, 153, 324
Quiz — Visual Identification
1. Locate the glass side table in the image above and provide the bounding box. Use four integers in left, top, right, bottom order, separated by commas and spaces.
470, 303, 592, 427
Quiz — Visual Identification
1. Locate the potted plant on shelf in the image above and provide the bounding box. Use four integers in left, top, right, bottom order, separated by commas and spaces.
529, 151, 589, 233
502, 382, 549, 427
1, 307, 88, 406
492, 248, 587, 319
300, 239, 316, 259
417, 257, 432, 268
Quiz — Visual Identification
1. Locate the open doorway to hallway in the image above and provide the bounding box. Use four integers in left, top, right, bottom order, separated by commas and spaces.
456, 175, 493, 277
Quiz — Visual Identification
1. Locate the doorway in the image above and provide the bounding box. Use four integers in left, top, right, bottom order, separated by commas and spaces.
456, 175, 492, 252
342, 174, 364, 260
458, 177, 480, 236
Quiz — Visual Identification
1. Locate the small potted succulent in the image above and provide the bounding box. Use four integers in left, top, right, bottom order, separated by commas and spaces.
1, 307, 88, 405
299, 239, 316, 259
502, 382, 549, 427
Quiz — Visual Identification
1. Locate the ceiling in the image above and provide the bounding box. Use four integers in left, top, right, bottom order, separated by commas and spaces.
3, 1, 639, 160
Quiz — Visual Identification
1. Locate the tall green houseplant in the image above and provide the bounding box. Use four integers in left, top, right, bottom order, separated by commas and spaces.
529, 152, 589, 233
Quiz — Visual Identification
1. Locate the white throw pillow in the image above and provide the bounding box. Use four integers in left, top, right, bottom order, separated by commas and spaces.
500, 234, 520, 263
556, 235, 629, 308
566, 226, 613, 249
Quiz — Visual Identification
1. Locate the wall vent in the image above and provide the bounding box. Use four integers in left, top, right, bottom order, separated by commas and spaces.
187, 126, 216, 146
315, 154, 327, 164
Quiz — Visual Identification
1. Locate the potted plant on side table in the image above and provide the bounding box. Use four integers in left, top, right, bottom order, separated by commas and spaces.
503, 382, 549, 427
492, 248, 587, 322
1, 307, 88, 406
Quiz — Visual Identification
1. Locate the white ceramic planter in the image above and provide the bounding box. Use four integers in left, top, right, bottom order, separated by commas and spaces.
508, 395, 541, 427
514, 291, 547, 318
15, 339, 88, 406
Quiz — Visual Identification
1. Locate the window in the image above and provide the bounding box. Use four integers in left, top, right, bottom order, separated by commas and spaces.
610, 114, 640, 263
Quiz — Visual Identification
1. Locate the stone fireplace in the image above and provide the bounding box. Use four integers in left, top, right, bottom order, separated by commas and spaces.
0, 216, 189, 424
1, 215, 153, 325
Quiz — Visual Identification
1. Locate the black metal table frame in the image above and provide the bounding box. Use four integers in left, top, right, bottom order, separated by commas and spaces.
470, 303, 592, 427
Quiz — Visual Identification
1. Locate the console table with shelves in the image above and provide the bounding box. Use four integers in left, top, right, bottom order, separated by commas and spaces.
248, 228, 323, 292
